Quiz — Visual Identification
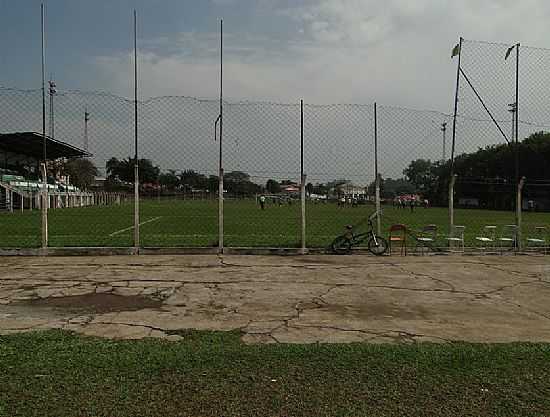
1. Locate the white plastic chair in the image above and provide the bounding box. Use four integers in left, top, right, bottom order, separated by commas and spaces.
475, 225, 496, 253
446, 225, 465, 253
415, 224, 437, 255
526, 226, 547, 254
499, 224, 518, 253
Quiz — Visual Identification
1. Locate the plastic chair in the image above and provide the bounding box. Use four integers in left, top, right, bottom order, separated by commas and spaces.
526, 226, 547, 254
415, 224, 437, 255
388, 224, 407, 256
475, 225, 497, 253
499, 224, 518, 253
446, 225, 465, 253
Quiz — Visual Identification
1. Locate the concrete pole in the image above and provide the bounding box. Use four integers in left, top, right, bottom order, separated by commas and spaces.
41, 163, 48, 248
517, 176, 525, 250
374, 102, 381, 236
448, 174, 457, 232
301, 174, 307, 254
134, 164, 140, 249
375, 178, 381, 236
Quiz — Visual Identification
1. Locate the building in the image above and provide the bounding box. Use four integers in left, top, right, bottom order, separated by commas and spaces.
0, 132, 94, 211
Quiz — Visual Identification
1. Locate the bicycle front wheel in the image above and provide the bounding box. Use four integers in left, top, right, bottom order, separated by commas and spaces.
330, 235, 352, 254
368, 236, 388, 256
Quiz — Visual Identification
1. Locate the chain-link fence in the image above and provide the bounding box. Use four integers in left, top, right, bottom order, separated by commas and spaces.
1, 37, 549, 253
451, 39, 550, 251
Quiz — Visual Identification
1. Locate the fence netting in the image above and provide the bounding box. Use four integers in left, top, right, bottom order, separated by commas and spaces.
0, 88, 42, 248
1, 37, 549, 252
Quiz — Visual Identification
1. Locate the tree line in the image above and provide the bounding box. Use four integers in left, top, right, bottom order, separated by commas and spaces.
59, 131, 548, 206
401, 131, 550, 209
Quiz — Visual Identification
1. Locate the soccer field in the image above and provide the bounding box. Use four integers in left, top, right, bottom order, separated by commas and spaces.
0, 199, 549, 249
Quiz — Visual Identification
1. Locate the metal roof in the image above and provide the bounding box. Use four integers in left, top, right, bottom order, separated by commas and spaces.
0, 132, 91, 160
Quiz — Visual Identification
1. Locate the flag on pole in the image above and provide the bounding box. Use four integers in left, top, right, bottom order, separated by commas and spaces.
451, 43, 460, 59
505, 45, 516, 60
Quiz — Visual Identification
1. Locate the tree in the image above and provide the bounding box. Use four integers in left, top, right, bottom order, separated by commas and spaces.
403, 159, 435, 192
179, 169, 208, 191
159, 170, 179, 190
106, 157, 133, 183
370, 177, 415, 199
367, 174, 384, 196
207, 175, 219, 192
106, 157, 159, 184
225, 171, 251, 183
62, 158, 98, 190
224, 171, 260, 195
266, 179, 281, 194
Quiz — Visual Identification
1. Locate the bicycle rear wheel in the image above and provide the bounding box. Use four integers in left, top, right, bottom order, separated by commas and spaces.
330, 235, 352, 254
368, 236, 388, 256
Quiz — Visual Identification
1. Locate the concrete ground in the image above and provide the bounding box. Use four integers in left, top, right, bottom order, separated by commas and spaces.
1, 255, 549, 344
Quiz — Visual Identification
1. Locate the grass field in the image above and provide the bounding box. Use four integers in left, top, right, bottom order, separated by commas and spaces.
1, 330, 549, 416
0, 199, 549, 249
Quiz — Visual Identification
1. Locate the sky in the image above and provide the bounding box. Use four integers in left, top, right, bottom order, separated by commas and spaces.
2, 0, 550, 109
1, 0, 550, 183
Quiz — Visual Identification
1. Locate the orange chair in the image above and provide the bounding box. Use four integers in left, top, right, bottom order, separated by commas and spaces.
389, 224, 407, 255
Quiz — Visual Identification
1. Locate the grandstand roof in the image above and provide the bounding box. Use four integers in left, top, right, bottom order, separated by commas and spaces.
0, 132, 90, 160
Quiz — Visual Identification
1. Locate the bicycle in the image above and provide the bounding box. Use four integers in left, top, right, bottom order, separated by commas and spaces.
330, 211, 389, 255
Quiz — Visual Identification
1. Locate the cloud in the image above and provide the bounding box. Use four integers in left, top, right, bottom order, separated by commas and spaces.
92, 0, 550, 111
26, 0, 549, 183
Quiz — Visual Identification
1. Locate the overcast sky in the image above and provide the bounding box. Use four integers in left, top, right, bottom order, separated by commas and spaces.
1, 0, 550, 109
1, 0, 550, 184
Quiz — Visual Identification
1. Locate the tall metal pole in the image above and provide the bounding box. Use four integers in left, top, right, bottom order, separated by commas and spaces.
218, 19, 224, 253
374, 102, 381, 236
450, 37, 463, 175
450, 37, 463, 234
515, 43, 521, 248
133, 10, 140, 251
41, 3, 48, 248
441, 122, 447, 162
300, 99, 306, 253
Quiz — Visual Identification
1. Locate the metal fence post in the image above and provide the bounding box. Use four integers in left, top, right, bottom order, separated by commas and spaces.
133, 10, 140, 252
301, 174, 307, 254
374, 102, 381, 236
134, 164, 140, 249
448, 174, 457, 234
300, 99, 307, 254
41, 163, 48, 248
517, 176, 525, 250
218, 19, 224, 254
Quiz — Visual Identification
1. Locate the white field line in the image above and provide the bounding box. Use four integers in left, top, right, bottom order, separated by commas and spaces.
109, 216, 162, 237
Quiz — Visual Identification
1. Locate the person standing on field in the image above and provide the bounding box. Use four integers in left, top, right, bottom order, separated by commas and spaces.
259, 195, 266, 210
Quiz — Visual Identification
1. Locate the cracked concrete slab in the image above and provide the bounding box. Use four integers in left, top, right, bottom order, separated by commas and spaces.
0, 255, 549, 344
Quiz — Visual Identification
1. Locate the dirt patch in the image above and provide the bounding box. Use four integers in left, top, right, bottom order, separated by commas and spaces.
22, 293, 162, 314
320, 302, 430, 321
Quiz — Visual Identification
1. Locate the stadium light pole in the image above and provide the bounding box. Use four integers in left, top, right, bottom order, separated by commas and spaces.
84, 107, 90, 152
49, 79, 56, 139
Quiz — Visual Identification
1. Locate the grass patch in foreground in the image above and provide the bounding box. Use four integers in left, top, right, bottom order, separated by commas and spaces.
1, 330, 549, 416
